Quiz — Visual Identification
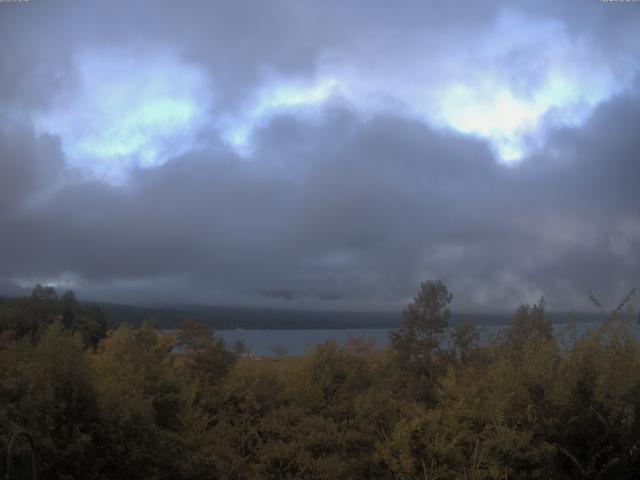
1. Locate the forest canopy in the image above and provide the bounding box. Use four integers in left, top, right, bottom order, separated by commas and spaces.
1, 282, 639, 479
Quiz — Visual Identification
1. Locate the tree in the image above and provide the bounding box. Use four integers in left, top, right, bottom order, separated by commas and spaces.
0, 286, 106, 348
176, 321, 237, 386
451, 322, 480, 361
503, 298, 552, 349
0, 322, 101, 479
390, 280, 452, 379
73, 304, 108, 348
92, 323, 184, 479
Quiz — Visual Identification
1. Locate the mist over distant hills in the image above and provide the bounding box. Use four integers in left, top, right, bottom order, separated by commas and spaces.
0, 285, 607, 330
95, 302, 604, 330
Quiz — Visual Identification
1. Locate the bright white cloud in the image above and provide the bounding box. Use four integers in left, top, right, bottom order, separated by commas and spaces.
34, 50, 212, 183
219, 9, 637, 164
221, 76, 340, 156
423, 9, 632, 161
34, 8, 638, 180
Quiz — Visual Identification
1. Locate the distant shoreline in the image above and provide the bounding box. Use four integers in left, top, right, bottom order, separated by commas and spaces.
96, 300, 605, 330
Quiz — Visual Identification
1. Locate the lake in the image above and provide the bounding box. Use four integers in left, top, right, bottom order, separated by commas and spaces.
217, 322, 640, 356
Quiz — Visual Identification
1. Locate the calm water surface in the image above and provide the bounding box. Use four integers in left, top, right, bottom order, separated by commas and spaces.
218, 322, 640, 356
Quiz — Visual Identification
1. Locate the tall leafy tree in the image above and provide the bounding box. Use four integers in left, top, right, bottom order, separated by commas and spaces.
390, 280, 452, 377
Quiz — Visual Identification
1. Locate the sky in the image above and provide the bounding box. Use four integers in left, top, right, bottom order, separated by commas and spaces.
0, 0, 639, 313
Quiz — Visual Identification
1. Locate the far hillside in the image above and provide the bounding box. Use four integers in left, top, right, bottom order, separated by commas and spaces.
1, 287, 604, 330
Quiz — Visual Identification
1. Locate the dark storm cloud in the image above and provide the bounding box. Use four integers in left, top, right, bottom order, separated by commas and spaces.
0, 0, 639, 311
0, 106, 496, 306
1, 88, 638, 310
0, 126, 65, 215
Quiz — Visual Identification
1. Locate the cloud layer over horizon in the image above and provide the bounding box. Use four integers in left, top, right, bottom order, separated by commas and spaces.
1, 0, 639, 312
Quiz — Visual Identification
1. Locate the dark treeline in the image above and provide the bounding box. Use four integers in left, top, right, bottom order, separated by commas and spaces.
1, 281, 639, 479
